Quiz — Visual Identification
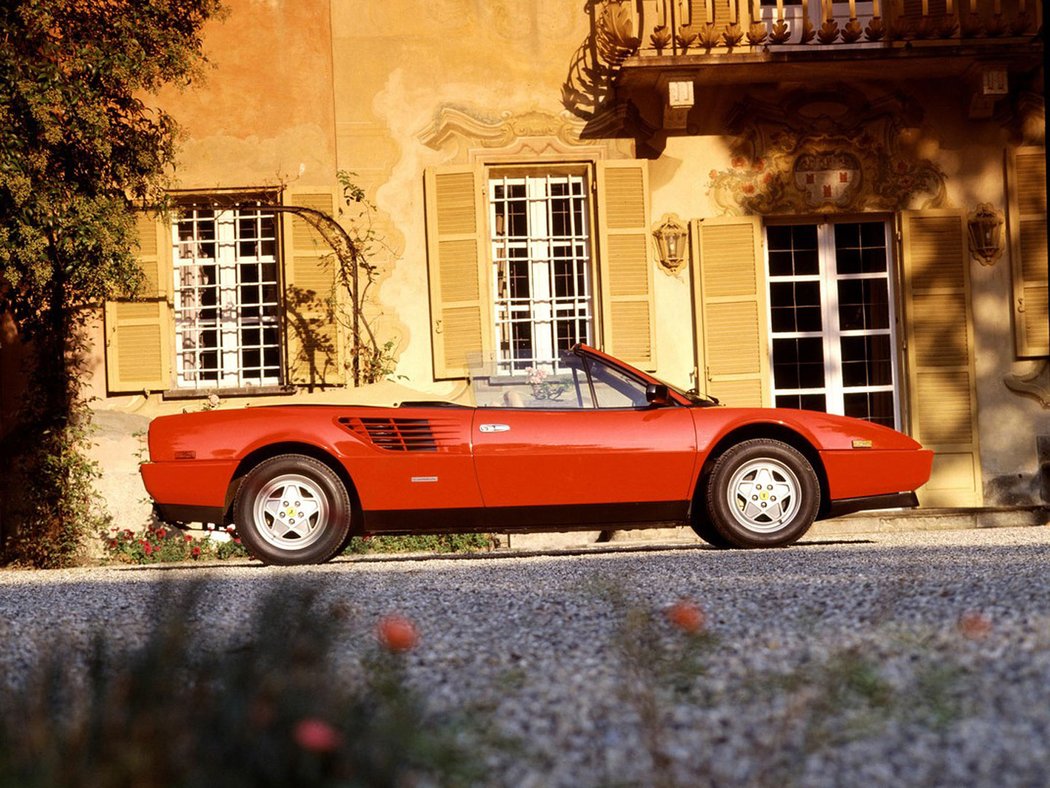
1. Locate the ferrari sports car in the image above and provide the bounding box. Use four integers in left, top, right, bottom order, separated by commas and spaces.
141, 344, 933, 565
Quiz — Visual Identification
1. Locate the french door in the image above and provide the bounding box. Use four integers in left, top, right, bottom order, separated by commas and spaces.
765, 219, 901, 428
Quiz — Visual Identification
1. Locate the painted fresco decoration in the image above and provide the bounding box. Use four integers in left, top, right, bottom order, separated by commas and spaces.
419, 106, 635, 162
709, 91, 947, 216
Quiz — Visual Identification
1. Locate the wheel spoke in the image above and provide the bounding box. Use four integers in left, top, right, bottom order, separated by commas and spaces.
251, 473, 330, 550
726, 456, 802, 533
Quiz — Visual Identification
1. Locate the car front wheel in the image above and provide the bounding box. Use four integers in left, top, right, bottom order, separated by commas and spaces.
704, 439, 820, 548
233, 454, 352, 565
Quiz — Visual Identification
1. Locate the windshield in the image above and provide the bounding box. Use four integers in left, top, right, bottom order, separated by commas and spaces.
467, 348, 719, 408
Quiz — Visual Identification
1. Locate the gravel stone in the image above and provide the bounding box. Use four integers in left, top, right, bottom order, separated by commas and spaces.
1, 526, 1049, 786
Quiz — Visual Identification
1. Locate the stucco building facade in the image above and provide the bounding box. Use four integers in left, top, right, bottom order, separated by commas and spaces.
5, 0, 1046, 529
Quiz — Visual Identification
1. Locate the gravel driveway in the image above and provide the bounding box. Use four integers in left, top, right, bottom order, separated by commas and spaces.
2, 526, 1049, 787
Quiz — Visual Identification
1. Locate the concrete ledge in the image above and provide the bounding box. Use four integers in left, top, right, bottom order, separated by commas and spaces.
811, 505, 1050, 537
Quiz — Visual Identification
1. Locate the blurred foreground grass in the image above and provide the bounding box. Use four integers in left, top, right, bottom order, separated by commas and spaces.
0, 585, 480, 787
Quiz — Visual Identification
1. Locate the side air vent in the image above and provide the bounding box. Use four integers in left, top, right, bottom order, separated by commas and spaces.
338, 417, 458, 452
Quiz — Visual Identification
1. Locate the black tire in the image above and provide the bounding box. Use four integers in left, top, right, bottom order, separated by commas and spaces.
690, 513, 736, 548
704, 439, 820, 548
233, 454, 352, 565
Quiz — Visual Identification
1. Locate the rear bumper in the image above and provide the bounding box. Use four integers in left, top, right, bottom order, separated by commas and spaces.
140, 460, 238, 525
826, 491, 919, 519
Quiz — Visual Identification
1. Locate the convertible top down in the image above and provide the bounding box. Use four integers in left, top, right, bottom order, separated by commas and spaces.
141, 345, 933, 565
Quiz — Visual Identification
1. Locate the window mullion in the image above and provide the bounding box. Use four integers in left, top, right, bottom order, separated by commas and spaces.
821, 223, 845, 416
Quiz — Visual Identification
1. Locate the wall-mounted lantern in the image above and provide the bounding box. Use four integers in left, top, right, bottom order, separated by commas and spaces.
652, 213, 689, 273
967, 203, 1005, 266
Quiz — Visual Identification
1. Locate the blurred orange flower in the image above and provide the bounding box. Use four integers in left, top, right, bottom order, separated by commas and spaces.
958, 611, 992, 640
377, 615, 419, 652
666, 599, 706, 634
293, 718, 342, 753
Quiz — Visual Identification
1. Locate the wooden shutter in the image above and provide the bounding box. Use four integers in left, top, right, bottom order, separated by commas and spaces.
104, 213, 172, 392
283, 190, 344, 387
692, 216, 770, 407
900, 210, 982, 507
1008, 146, 1049, 357
424, 166, 490, 379
596, 160, 657, 370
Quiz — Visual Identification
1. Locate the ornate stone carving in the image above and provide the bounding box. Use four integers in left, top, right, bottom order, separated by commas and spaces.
708, 90, 947, 216
419, 106, 638, 162
1004, 361, 1050, 409
420, 108, 587, 153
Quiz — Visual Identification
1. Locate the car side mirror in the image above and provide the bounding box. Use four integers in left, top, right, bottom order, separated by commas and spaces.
645, 383, 671, 406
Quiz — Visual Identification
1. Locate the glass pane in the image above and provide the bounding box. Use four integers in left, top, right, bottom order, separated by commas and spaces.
588, 359, 650, 408
838, 279, 890, 331
841, 335, 893, 387
767, 225, 819, 276
844, 391, 896, 427
835, 221, 886, 275
770, 282, 823, 333
772, 337, 825, 390
775, 393, 827, 412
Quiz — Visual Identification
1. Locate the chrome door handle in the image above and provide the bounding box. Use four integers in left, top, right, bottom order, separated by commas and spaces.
479, 424, 510, 433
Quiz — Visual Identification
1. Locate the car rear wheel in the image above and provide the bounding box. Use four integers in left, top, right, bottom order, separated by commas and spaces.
704, 439, 819, 548
233, 454, 351, 565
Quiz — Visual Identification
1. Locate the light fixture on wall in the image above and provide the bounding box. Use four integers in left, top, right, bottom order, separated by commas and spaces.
652, 213, 688, 273
967, 203, 1005, 266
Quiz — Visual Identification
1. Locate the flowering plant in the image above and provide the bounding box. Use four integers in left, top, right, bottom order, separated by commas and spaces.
524, 366, 567, 400
101, 523, 248, 564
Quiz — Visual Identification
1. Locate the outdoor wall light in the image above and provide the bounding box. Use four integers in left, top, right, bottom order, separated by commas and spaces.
652, 213, 689, 273
967, 203, 1005, 266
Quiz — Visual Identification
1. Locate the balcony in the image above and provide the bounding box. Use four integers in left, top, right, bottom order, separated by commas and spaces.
597, 0, 1043, 124
605, 0, 1040, 55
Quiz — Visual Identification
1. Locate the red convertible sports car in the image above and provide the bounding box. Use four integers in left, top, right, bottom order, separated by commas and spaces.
141, 345, 933, 565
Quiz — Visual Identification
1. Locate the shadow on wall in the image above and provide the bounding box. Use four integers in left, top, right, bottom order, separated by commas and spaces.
284, 285, 337, 392
561, 0, 624, 122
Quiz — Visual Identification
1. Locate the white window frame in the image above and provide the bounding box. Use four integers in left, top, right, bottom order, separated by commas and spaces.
487, 167, 595, 377
172, 205, 282, 390
765, 218, 902, 429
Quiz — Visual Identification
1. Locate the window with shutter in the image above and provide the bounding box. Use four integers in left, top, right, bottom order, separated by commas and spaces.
104, 213, 173, 393
596, 160, 656, 371
283, 191, 343, 387
173, 204, 283, 389
424, 166, 490, 379
425, 159, 655, 379
900, 210, 982, 507
1008, 146, 1049, 358
488, 168, 594, 375
765, 220, 902, 428
693, 215, 770, 407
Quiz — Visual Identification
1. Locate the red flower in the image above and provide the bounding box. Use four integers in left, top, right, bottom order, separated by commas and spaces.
377, 615, 419, 653
666, 599, 706, 634
184, 534, 193, 543
156, 528, 167, 539
958, 611, 992, 640
191, 546, 202, 559
143, 543, 153, 556
293, 718, 342, 753
741, 183, 756, 195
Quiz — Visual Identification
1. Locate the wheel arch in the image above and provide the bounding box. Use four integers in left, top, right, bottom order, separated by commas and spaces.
225, 442, 362, 528
695, 423, 831, 520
